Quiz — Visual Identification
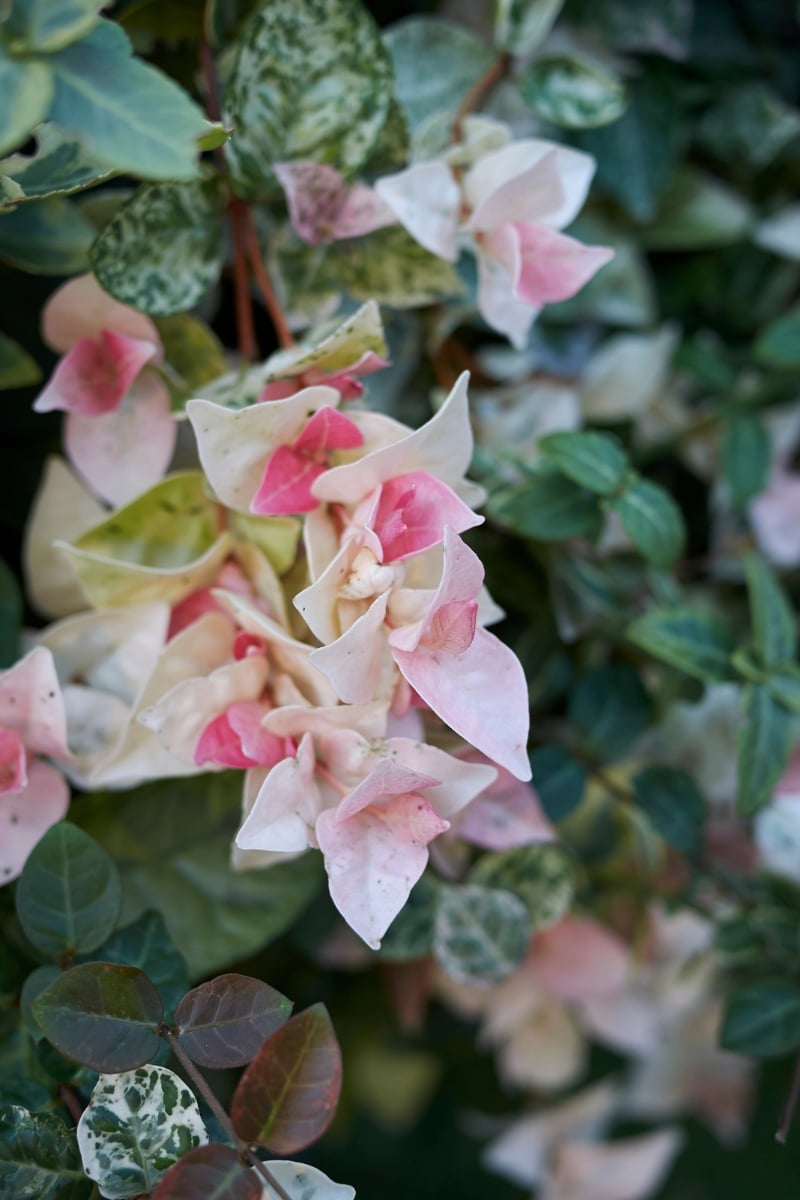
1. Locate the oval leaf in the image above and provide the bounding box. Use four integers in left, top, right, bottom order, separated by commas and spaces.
627, 606, 734, 682
736, 684, 795, 817
231, 1003, 342, 1154
520, 54, 627, 129
151, 1144, 260, 1200
16, 822, 121, 958
744, 554, 797, 667
540, 430, 628, 495
609, 475, 686, 566
632, 765, 705, 854
433, 884, 529, 986
721, 979, 800, 1058
0, 1105, 91, 1200
33, 962, 163, 1072
77, 1067, 208, 1199
489, 468, 602, 541
176, 974, 292, 1069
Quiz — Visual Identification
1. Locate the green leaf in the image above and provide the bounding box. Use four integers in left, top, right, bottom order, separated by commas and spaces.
224, 0, 393, 198
609, 476, 686, 566
16, 822, 121, 959
433, 884, 529, 985
379, 873, 439, 962
231, 1004, 342, 1154
0, 1106, 91, 1200
33, 963, 163, 1072
721, 979, 800, 1058
569, 663, 652, 759
4, 0, 102, 52
175, 974, 292, 1069
0, 332, 40, 388
642, 169, 752, 251
744, 554, 796, 666
469, 845, 573, 931
77, 1066, 208, 1199
568, 0, 693, 58
264, 300, 387, 384
155, 315, 227, 403
150, 1144, 260, 1200
91, 912, 189, 1023
0, 195, 94, 273
0, 123, 115, 211
627, 607, 734, 682
335, 225, 463, 308
754, 307, 800, 368
632, 765, 705, 854
90, 180, 225, 317
385, 17, 494, 131
721, 415, 771, 509
75, 774, 323, 977
0, 44, 53, 158
519, 54, 626, 129
766, 665, 800, 714
494, 0, 563, 55
49, 20, 207, 181
736, 684, 795, 816
540, 430, 628, 495
488, 467, 602, 541
698, 83, 800, 171
528, 746, 585, 822
0, 556, 21, 666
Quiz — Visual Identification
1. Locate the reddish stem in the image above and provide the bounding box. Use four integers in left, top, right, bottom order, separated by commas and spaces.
452, 53, 512, 142
57, 1084, 85, 1125
229, 201, 258, 361
240, 205, 295, 350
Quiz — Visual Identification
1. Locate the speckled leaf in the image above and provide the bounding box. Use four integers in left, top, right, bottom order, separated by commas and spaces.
151, 1144, 261, 1200
0, 124, 115, 212
92, 912, 190, 1023
33, 963, 163, 1072
264, 301, 386, 382
0, 47, 53, 159
59, 472, 231, 609
0, 196, 94, 274
224, 0, 394, 198
385, 17, 494, 130
520, 54, 626, 128
0, 1105, 91, 1200
176, 974, 292, 1068
433, 884, 529, 985
231, 1004, 342, 1154
16, 822, 121, 958
495, 0, 563, 54
3, 0, 102, 52
49, 20, 207, 181
90, 180, 225, 316
469, 844, 574, 930
337, 226, 463, 308
260, 1161, 355, 1200
77, 1067, 208, 1199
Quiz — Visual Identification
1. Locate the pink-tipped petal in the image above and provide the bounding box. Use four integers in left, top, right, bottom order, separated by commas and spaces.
293, 406, 364, 454
251, 446, 325, 515
228, 702, 286, 767
532, 917, 630, 1002
465, 140, 597, 232
475, 241, 538, 350
195, 710, 260, 769
34, 331, 158, 416
0, 646, 69, 761
370, 471, 482, 562
0, 759, 70, 883
0, 729, 27, 794
511, 223, 614, 308
235, 732, 321, 852
456, 761, 553, 850
337, 760, 440, 821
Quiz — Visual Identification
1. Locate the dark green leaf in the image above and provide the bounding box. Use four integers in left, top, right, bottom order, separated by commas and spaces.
33, 962, 163, 1072
0, 45, 53, 159
698, 83, 800, 170
20, 965, 61, 1042
4, 0, 101, 52
569, 663, 652, 759
627, 606, 734, 682
432, 884, 529, 985
151, 1144, 261, 1200
722, 416, 771, 509
231, 1004, 342, 1154
736, 684, 795, 816
519, 54, 626, 129
0, 196, 94, 273
0, 557, 21, 667
721, 979, 800, 1058
632, 765, 705, 854
609, 476, 686, 566
90, 180, 225, 317
384, 17, 494, 130
528, 746, 586, 822
176, 973, 292, 1069
91, 911, 189, 1022
641, 169, 752, 251
16, 822, 121, 958
379, 873, 439, 962
0, 1105, 90, 1200
540, 430, 628, 495
766, 666, 800, 714
488, 468, 602, 541
745, 554, 796, 666
754, 307, 800, 369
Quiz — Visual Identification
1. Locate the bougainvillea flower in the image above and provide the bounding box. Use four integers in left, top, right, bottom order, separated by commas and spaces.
0, 647, 70, 882
251, 406, 364, 515
274, 160, 395, 245
357, 470, 482, 563
452, 755, 554, 850
34, 331, 159, 417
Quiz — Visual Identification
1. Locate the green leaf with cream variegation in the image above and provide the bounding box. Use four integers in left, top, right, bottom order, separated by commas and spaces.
77, 1067, 208, 1199
2, 0, 103, 52
228, 513, 301, 578
384, 17, 494, 131
335, 226, 463, 308
495, 0, 564, 55
263, 301, 387, 384
0, 195, 94, 274
57, 472, 233, 608
0, 45, 53, 160
0, 124, 115, 212
0, 1106, 91, 1200
433, 884, 530, 986
224, 0, 394, 198
519, 54, 627, 129
90, 179, 226, 316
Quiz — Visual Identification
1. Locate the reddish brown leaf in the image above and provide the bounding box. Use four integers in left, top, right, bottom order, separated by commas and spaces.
231, 1003, 342, 1154
175, 973, 292, 1068
151, 1144, 261, 1200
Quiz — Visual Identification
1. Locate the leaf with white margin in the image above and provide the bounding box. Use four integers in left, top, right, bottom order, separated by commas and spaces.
77, 1066, 208, 1199
56, 471, 232, 608
264, 302, 387, 382
260, 1160, 355, 1200
23, 456, 106, 619
755, 204, 800, 262
313, 371, 483, 507
186, 386, 340, 513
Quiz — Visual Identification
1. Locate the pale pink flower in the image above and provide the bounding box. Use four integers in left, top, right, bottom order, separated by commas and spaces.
0, 647, 70, 882
34, 274, 175, 506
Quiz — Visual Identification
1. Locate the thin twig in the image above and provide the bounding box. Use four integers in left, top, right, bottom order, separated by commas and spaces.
776, 1050, 800, 1143
229, 201, 259, 361
452, 53, 512, 142
163, 1029, 295, 1200
240, 204, 295, 350
57, 1084, 84, 1125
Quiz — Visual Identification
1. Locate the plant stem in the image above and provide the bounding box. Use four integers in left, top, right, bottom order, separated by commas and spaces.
240, 204, 295, 350
776, 1049, 800, 1143
452, 53, 511, 142
162, 1029, 295, 1200
229, 201, 259, 361
57, 1084, 84, 1125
